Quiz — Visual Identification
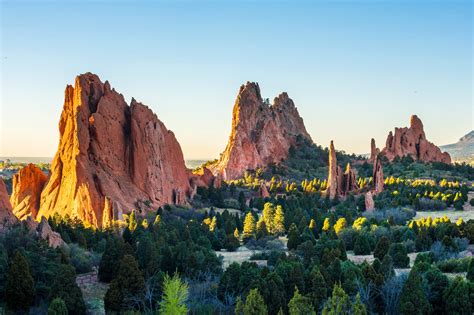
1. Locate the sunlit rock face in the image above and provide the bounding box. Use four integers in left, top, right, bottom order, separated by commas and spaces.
35, 73, 191, 227
211, 82, 311, 180
0, 178, 16, 231
10, 164, 47, 220
381, 115, 451, 164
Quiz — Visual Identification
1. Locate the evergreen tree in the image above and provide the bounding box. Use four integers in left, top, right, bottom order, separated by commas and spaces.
443, 276, 472, 314
256, 217, 268, 240
288, 287, 315, 315
159, 274, 189, 315
104, 255, 146, 313
243, 288, 268, 315
98, 237, 125, 282
352, 294, 367, 315
6, 251, 35, 312
380, 255, 395, 279
354, 233, 371, 255
287, 223, 300, 250
398, 268, 431, 315
235, 296, 244, 315
467, 258, 474, 282
273, 205, 285, 235
374, 236, 391, 260
322, 284, 352, 315
239, 191, 247, 211
243, 212, 256, 240
306, 266, 327, 310
49, 265, 86, 315
388, 243, 409, 268
48, 298, 68, 315
224, 233, 240, 251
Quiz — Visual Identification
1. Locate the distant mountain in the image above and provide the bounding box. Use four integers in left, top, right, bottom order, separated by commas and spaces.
441, 131, 474, 162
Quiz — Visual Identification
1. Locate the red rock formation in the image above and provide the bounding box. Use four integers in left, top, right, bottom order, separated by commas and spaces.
0, 178, 16, 231
211, 82, 311, 180
10, 164, 47, 220
38, 217, 65, 248
35, 73, 191, 227
326, 141, 359, 198
259, 183, 270, 198
365, 191, 375, 211
369, 138, 380, 163
372, 155, 384, 194
381, 115, 451, 164
189, 167, 216, 189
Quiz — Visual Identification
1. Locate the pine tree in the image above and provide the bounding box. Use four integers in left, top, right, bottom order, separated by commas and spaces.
256, 217, 268, 240
443, 276, 472, 314
309, 219, 316, 231
398, 268, 431, 315
288, 287, 316, 315
243, 212, 256, 240
322, 284, 352, 315
235, 296, 244, 315
353, 233, 371, 255
373, 236, 391, 260
48, 298, 68, 315
98, 237, 125, 282
263, 202, 275, 234
467, 258, 474, 281
243, 288, 268, 315
287, 223, 300, 250
6, 251, 35, 312
159, 274, 189, 315
352, 294, 367, 315
273, 205, 285, 235
128, 209, 138, 232
49, 265, 86, 315
104, 255, 146, 313
307, 266, 327, 310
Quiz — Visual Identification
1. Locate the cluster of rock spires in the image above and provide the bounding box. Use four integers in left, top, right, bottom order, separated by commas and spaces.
0, 74, 453, 237
372, 115, 451, 164
209, 82, 311, 180
325, 141, 359, 199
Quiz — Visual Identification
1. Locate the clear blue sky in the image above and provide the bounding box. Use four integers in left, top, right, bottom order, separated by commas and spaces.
1, 0, 472, 159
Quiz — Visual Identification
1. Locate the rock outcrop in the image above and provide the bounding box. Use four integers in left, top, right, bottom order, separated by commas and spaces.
369, 138, 380, 163
33, 73, 191, 227
37, 217, 65, 248
326, 141, 359, 198
10, 164, 48, 220
381, 115, 451, 164
0, 178, 16, 231
365, 191, 375, 211
211, 82, 311, 180
372, 155, 384, 194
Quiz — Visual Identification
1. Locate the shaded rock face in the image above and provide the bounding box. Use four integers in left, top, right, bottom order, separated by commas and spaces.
38, 217, 65, 248
326, 141, 359, 198
381, 115, 451, 164
372, 155, 384, 194
10, 164, 48, 220
211, 82, 311, 180
0, 178, 16, 231
35, 73, 190, 227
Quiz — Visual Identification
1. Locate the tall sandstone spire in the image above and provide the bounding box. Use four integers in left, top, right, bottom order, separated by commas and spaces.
0, 178, 16, 231
29, 73, 191, 227
381, 115, 451, 164
211, 82, 311, 180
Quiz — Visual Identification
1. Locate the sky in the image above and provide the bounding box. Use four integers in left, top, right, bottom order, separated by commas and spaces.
0, 0, 472, 160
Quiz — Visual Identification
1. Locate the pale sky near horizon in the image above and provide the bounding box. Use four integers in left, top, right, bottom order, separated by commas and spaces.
1, 0, 472, 160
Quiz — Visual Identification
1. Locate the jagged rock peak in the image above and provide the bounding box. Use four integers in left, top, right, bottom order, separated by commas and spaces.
34, 73, 191, 227
381, 115, 451, 164
211, 82, 311, 180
